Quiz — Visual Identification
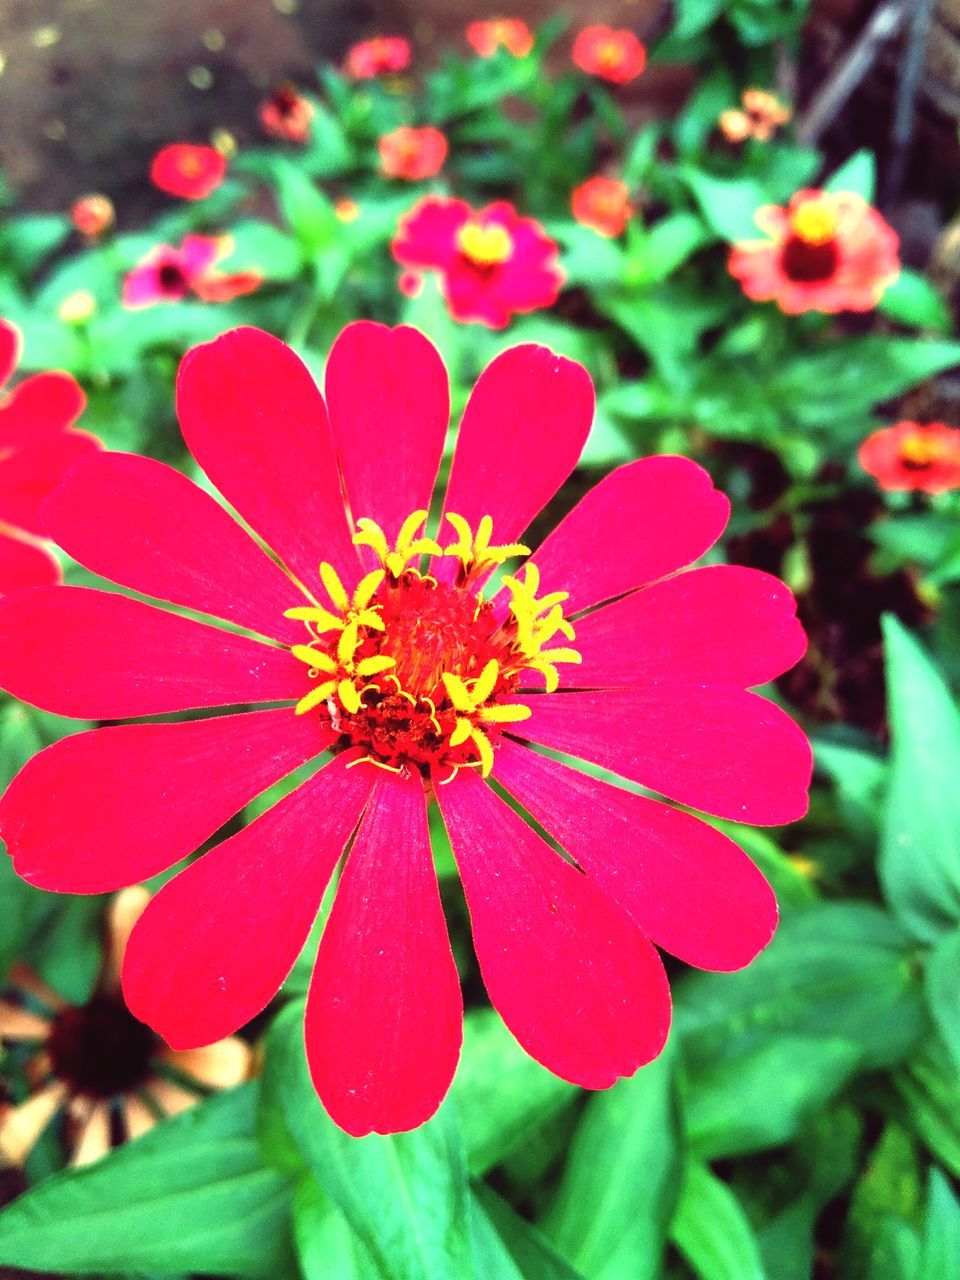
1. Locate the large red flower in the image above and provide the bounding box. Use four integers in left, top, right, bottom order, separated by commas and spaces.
344, 36, 411, 79
859, 420, 960, 493
572, 25, 646, 84
0, 324, 810, 1137
0, 320, 101, 595
149, 144, 227, 201
392, 196, 564, 327
122, 235, 262, 309
728, 189, 900, 314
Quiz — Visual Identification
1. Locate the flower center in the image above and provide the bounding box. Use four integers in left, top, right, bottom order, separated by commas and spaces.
457, 222, 513, 268
780, 205, 840, 283
790, 201, 837, 247
899, 432, 947, 470
178, 153, 203, 179
48, 996, 156, 1098
286, 511, 580, 779
158, 261, 188, 293
598, 39, 625, 70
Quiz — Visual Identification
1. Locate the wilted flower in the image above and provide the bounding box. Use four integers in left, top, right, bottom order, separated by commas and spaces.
466, 18, 534, 58
344, 36, 411, 79
859, 421, 960, 493
122, 235, 262, 308
149, 143, 228, 200
69, 194, 114, 239
719, 88, 792, 143
378, 126, 448, 180
572, 25, 646, 84
259, 84, 315, 144
571, 176, 634, 238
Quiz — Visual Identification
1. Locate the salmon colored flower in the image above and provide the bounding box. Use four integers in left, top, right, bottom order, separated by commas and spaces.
259, 84, 314, 144
859, 421, 960, 493
378, 126, 448, 181
70, 194, 114, 239
466, 18, 534, 58
392, 196, 564, 327
122, 235, 262, 309
150, 143, 227, 200
334, 197, 360, 223
0, 322, 810, 1137
344, 36, 411, 79
728, 189, 900, 315
0, 319, 100, 595
572, 25, 646, 85
0, 888, 250, 1167
719, 89, 792, 143
571, 176, 634, 237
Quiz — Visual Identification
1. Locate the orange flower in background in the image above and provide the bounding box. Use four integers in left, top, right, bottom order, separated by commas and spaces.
0, 888, 251, 1167
122, 235, 262, 308
859, 421, 960, 494
719, 89, 792, 143
259, 85, 315, 144
378, 126, 448, 180
467, 18, 535, 58
345, 36, 411, 79
150, 143, 228, 200
728, 189, 900, 315
571, 176, 634, 238
334, 197, 361, 223
70, 194, 114, 239
572, 25, 646, 85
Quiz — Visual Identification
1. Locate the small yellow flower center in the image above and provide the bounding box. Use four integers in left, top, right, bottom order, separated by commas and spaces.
790, 200, 838, 246
899, 433, 946, 468
598, 40, 625, 69
179, 153, 203, 178
457, 221, 513, 267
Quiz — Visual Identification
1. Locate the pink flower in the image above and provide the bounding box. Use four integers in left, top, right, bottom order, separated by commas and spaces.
0, 324, 810, 1136
122, 235, 262, 309
344, 36, 411, 79
378, 126, 448, 180
149, 144, 227, 201
466, 19, 534, 58
259, 85, 314, 144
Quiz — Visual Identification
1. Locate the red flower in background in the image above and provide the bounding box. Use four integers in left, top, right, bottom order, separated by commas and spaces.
572, 25, 646, 84
378, 126, 448, 180
0, 320, 101, 595
719, 88, 792, 144
122, 235, 262, 309
0, 322, 810, 1136
344, 36, 411, 79
392, 196, 563, 327
571, 176, 634, 237
259, 85, 314, 144
149, 144, 227, 200
70, 194, 114, 239
859, 421, 960, 493
466, 18, 534, 58
728, 189, 900, 314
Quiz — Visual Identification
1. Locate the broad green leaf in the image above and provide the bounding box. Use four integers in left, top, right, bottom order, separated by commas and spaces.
0, 1085, 295, 1277
925, 929, 960, 1072
880, 616, 960, 940
919, 1169, 960, 1280
897, 1039, 960, 1177
475, 1186, 585, 1280
671, 1161, 766, 1280
626, 212, 712, 286
825, 149, 877, 201
541, 1046, 681, 1280
842, 1123, 923, 1280
672, 0, 727, 41
878, 269, 952, 333
681, 166, 766, 241
2, 213, 70, 276
293, 1179, 366, 1280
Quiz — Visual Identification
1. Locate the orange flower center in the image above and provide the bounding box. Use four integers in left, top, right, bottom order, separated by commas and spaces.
790, 200, 838, 247
457, 221, 513, 267
598, 39, 625, 70
286, 511, 580, 779
49, 996, 156, 1098
899, 432, 947, 469
178, 153, 203, 178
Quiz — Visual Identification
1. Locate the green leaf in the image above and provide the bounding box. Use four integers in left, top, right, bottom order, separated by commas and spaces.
878, 269, 952, 333
681, 166, 766, 241
293, 1180, 365, 1280
842, 1122, 923, 1280
0, 1085, 295, 1277
826, 149, 877, 201
541, 1046, 681, 1280
2, 213, 71, 275
672, 0, 728, 41
897, 1039, 960, 1177
671, 1161, 766, 1280
880, 616, 960, 940
475, 1186, 586, 1280
924, 929, 960, 1072
627, 212, 712, 286
272, 160, 340, 255
920, 1169, 960, 1280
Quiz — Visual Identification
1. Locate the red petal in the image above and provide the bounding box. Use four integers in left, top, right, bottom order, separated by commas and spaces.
0, 320, 22, 388
529, 457, 730, 613
0, 431, 101, 534
305, 768, 462, 1136
0, 708, 333, 892
514, 686, 811, 825
494, 740, 778, 971
573, 566, 806, 689
436, 769, 670, 1088
0, 586, 305, 718
44, 452, 304, 644
176, 327, 359, 593
0, 373, 87, 448
439, 345, 594, 561
0, 534, 60, 595
123, 754, 374, 1048
325, 323, 449, 547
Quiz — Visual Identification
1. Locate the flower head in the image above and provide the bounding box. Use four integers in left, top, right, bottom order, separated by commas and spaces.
572, 25, 646, 84
466, 18, 534, 58
392, 196, 563, 327
378, 126, 448, 181
859, 420, 960, 493
0, 318, 100, 595
0, 887, 250, 1166
259, 84, 314, 144
0, 322, 810, 1138
344, 36, 411, 79
70, 193, 114, 238
122, 235, 262, 309
719, 88, 792, 143
728, 189, 900, 314
571, 175, 634, 237
149, 143, 228, 200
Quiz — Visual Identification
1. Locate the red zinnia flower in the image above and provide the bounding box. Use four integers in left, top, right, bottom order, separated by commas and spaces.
0, 319, 100, 595
344, 36, 411, 79
859, 420, 960, 493
378, 126, 448, 181
259, 85, 314, 145
466, 18, 534, 58
0, 322, 810, 1136
572, 25, 646, 85
122, 235, 262, 309
70, 194, 114, 239
149, 144, 228, 201
571, 176, 634, 238
728, 189, 900, 315
392, 196, 564, 327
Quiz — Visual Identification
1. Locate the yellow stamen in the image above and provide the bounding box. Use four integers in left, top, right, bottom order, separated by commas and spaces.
790, 199, 837, 246
354, 512, 442, 578
457, 221, 513, 267
443, 513, 529, 577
